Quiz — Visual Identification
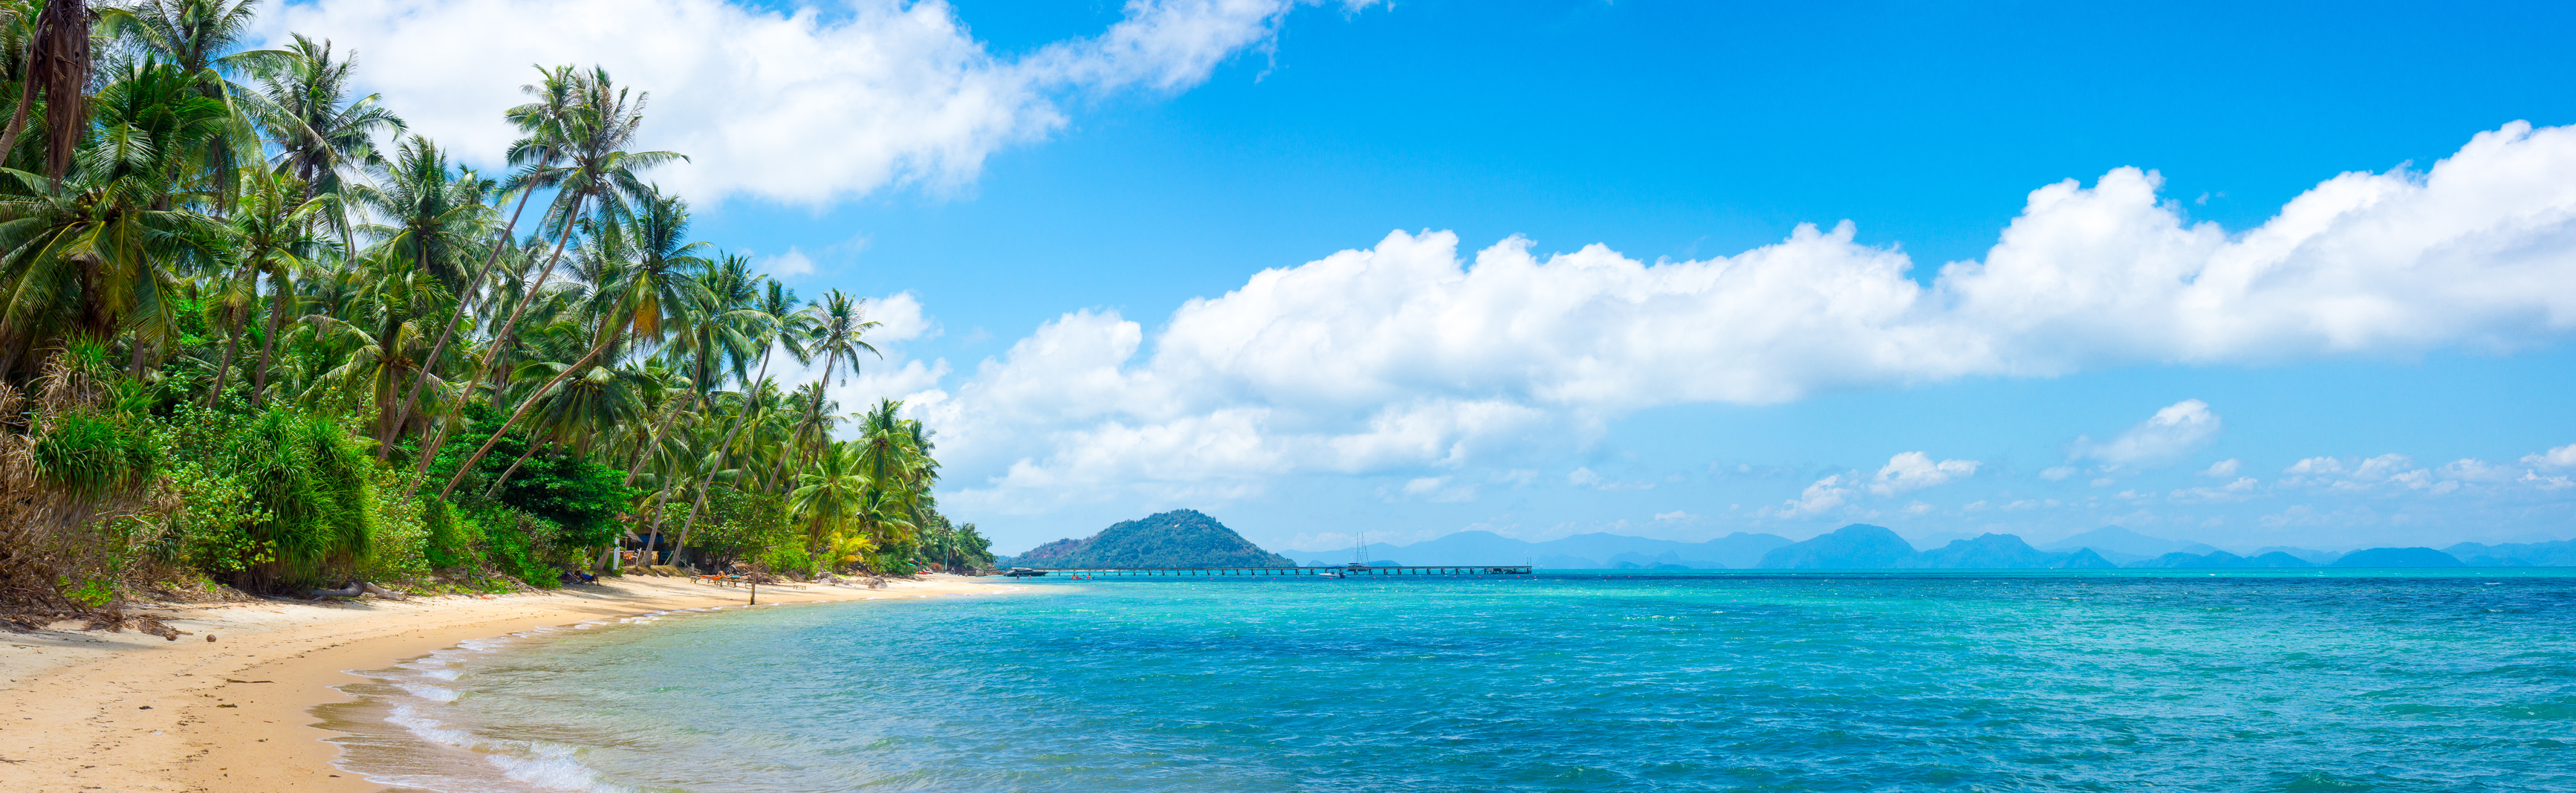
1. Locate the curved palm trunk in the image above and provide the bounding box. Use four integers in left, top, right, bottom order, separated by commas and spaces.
438, 333, 611, 499
767, 355, 836, 493
640, 479, 676, 566
415, 192, 588, 478
202, 300, 246, 409
249, 268, 293, 408
482, 435, 552, 498
666, 343, 779, 554
400, 410, 458, 499
383, 180, 547, 461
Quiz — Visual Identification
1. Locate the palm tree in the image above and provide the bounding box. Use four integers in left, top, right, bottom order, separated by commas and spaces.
768, 289, 877, 485
351, 135, 494, 453
387, 67, 578, 468
109, 0, 271, 78
106, 0, 286, 206
788, 440, 867, 572
0, 0, 95, 179
435, 68, 680, 496
0, 164, 219, 378
255, 34, 400, 204
201, 169, 332, 407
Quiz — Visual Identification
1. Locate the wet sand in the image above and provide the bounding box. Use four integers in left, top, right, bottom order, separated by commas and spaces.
0, 574, 1017, 792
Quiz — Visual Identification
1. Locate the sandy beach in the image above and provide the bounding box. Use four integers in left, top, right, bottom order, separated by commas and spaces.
1, 574, 1018, 792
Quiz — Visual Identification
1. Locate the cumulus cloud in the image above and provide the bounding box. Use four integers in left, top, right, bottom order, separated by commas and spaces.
2074, 400, 2222, 466
914, 121, 2576, 511
1773, 474, 1853, 518
2202, 459, 2241, 477
1868, 452, 1979, 496
1395, 476, 1475, 503
263, 0, 1371, 205
757, 247, 817, 278
2525, 444, 2576, 468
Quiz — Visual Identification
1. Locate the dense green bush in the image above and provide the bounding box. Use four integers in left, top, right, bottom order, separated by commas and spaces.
156, 404, 376, 590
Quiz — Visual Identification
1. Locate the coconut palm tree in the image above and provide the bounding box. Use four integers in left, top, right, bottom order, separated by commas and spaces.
788, 440, 867, 572
0, 0, 97, 179
387, 68, 577, 467
0, 164, 219, 378
435, 68, 680, 496
254, 34, 400, 204
438, 184, 701, 498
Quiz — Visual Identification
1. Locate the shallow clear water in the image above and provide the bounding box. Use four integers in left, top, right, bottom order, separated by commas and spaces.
325, 571, 2576, 792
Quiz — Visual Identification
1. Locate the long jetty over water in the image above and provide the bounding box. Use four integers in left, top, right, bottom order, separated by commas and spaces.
1034, 566, 1533, 577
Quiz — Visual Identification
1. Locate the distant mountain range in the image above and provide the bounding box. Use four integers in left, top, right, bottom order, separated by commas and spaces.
1287, 530, 1791, 569
1288, 523, 2576, 569
1002, 510, 1294, 569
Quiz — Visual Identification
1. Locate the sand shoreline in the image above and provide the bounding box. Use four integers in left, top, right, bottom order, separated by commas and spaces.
1, 574, 1020, 792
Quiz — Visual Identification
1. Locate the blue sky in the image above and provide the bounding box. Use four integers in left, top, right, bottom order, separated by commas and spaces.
272, 0, 2576, 553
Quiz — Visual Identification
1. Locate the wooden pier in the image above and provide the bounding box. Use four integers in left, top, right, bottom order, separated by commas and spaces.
1028, 565, 1532, 577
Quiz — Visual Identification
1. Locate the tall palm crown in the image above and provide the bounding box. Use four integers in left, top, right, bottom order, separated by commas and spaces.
355, 135, 493, 294
255, 34, 400, 201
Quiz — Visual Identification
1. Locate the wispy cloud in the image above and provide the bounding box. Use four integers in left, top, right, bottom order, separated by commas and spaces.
267, 0, 1375, 205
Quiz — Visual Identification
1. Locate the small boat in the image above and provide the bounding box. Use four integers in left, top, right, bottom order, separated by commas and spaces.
1002, 567, 1048, 577
1323, 535, 1370, 579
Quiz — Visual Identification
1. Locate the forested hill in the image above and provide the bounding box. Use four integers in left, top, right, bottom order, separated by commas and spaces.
1005, 511, 1296, 568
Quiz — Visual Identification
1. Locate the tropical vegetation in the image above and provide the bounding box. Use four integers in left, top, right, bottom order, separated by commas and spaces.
0, 0, 993, 627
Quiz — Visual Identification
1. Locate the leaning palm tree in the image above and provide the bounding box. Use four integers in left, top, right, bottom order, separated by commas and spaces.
434, 68, 681, 496
386, 67, 578, 468
661, 269, 798, 544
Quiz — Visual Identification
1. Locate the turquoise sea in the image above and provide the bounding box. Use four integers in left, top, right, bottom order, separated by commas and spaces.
322, 570, 2576, 792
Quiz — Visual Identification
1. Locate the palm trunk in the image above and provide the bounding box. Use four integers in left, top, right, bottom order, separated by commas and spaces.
383, 178, 546, 461
666, 477, 714, 575
400, 410, 456, 499
249, 268, 292, 409
438, 334, 609, 499
768, 356, 834, 493
416, 192, 588, 478
202, 302, 245, 409
640, 479, 676, 566
0, 49, 38, 168
482, 435, 552, 498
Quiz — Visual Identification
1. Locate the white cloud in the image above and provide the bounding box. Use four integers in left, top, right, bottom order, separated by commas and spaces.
2040, 466, 2077, 481
1652, 510, 1695, 522
264, 0, 1371, 205
2170, 476, 2260, 504
920, 121, 2576, 512
2202, 459, 2241, 477
1771, 474, 1853, 519
757, 247, 817, 278
2074, 400, 2221, 466
2438, 458, 2517, 482
1395, 476, 1475, 503
2524, 444, 2576, 468
1867, 451, 1979, 496
2284, 456, 2345, 476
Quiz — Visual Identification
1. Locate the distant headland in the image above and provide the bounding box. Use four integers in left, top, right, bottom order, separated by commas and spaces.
1002, 510, 1297, 569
